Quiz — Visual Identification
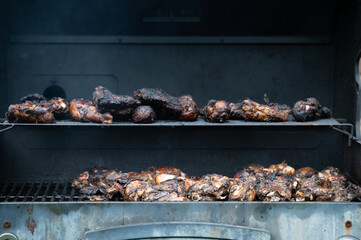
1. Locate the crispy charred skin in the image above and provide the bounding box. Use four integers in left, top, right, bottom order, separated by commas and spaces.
132, 106, 156, 123
38, 97, 69, 119
6, 101, 55, 123
256, 172, 294, 201
124, 180, 154, 201
292, 98, 331, 122
241, 98, 290, 122
142, 178, 188, 202
229, 102, 244, 120
266, 161, 295, 177
93, 86, 140, 120
203, 100, 230, 123
295, 167, 317, 179
229, 169, 258, 201
69, 99, 113, 124
20, 93, 46, 102
134, 88, 198, 121
187, 174, 230, 201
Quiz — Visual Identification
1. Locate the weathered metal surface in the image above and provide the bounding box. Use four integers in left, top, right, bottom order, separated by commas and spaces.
85, 222, 270, 240
0, 202, 360, 240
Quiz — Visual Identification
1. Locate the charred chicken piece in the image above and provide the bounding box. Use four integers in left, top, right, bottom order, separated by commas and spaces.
132, 106, 156, 123
267, 161, 295, 177
241, 98, 290, 122
229, 170, 258, 201
229, 102, 244, 120
292, 98, 331, 122
295, 167, 318, 179
93, 86, 140, 120
143, 166, 186, 178
203, 100, 230, 123
256, 172, 293, 201
134, 88, 198, 121
6, 101, 55, 123
20, 93, 46, 102
142, 178, 188, 202
69, 99, 113, 124
123, 180, 154, 201
188, 174, 230, 201
38, 97, 69, 119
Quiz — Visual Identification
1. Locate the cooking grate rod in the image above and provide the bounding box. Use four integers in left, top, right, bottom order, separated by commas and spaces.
0, 182, 83, 202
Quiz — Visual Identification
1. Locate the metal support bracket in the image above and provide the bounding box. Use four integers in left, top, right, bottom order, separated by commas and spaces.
0, 124, 14, 133
332, 123, 356, 147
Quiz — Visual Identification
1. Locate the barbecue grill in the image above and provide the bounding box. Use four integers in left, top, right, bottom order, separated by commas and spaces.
1, 0, 361, 239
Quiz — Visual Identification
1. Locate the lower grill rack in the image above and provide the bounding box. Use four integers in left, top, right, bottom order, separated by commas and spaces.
0, 182, 85, 202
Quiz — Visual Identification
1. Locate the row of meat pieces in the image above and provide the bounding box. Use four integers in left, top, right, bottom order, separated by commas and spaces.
72, 163, 361, 202
6, 86, 331, 124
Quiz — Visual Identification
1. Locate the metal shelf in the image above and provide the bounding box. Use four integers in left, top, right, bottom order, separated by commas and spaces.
0, 118, 343, 127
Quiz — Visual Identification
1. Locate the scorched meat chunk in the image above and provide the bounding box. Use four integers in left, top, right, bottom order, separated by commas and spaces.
203, 100, 230, 123
256, 172, 293, 201
187, 174, 230, 201
6, 101, 55, 123
134, 88, 198, 121
93, 86, 140, 120
241, 98, 290, 122
142, 178, 188, 202
292, 98, 331, 122
229, 169, 258, 201
69, 99, 113, 124
132, 106, 156, 123
229, 102, 244, 120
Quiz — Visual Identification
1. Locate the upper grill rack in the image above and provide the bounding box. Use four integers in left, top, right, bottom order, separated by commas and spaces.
0, 182, 86, 202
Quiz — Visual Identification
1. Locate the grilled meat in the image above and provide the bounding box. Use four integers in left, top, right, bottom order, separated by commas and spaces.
72, 164, 361, 202
6, 101, 55, 123
241, 98, 290, 122
203, 100, 230, 123
93, 86, 140, 120
256, 172, 293, 201
295, 167, 317, 179
123, 180, 154, 201
187, 174, 230, 201
142, 178, 188, 202
69, 99, 113, 124
229, 169, 258, 201
229, 102, 244, 120
20, 93, 46, 102
267, 161, 295, 177
132, 106, 156, 123
292, 98, 331, 122
38, 97, 69, 119
134, 88, 198, 121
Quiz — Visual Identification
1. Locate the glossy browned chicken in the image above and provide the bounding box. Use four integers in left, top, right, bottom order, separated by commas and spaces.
229, 102, 244, 120
132, 106, 156, 123
93, 86, 140, 120
292, 98, 331, 122
134, 88, 198, 121
6, 101, 55, 123
123, 180, 154, 201
241, 99, 290, 122
69, 99, 113, 124
187, 174, 230, 201
203, 100, 230, 123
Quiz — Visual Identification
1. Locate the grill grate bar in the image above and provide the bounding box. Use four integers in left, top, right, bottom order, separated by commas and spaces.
60, 183, 68, 202
23, 182, 35, 202
51, 182, 60, 202
0, 182, 85, 202
14, 182, 26, 202
5, 183, 17, 202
